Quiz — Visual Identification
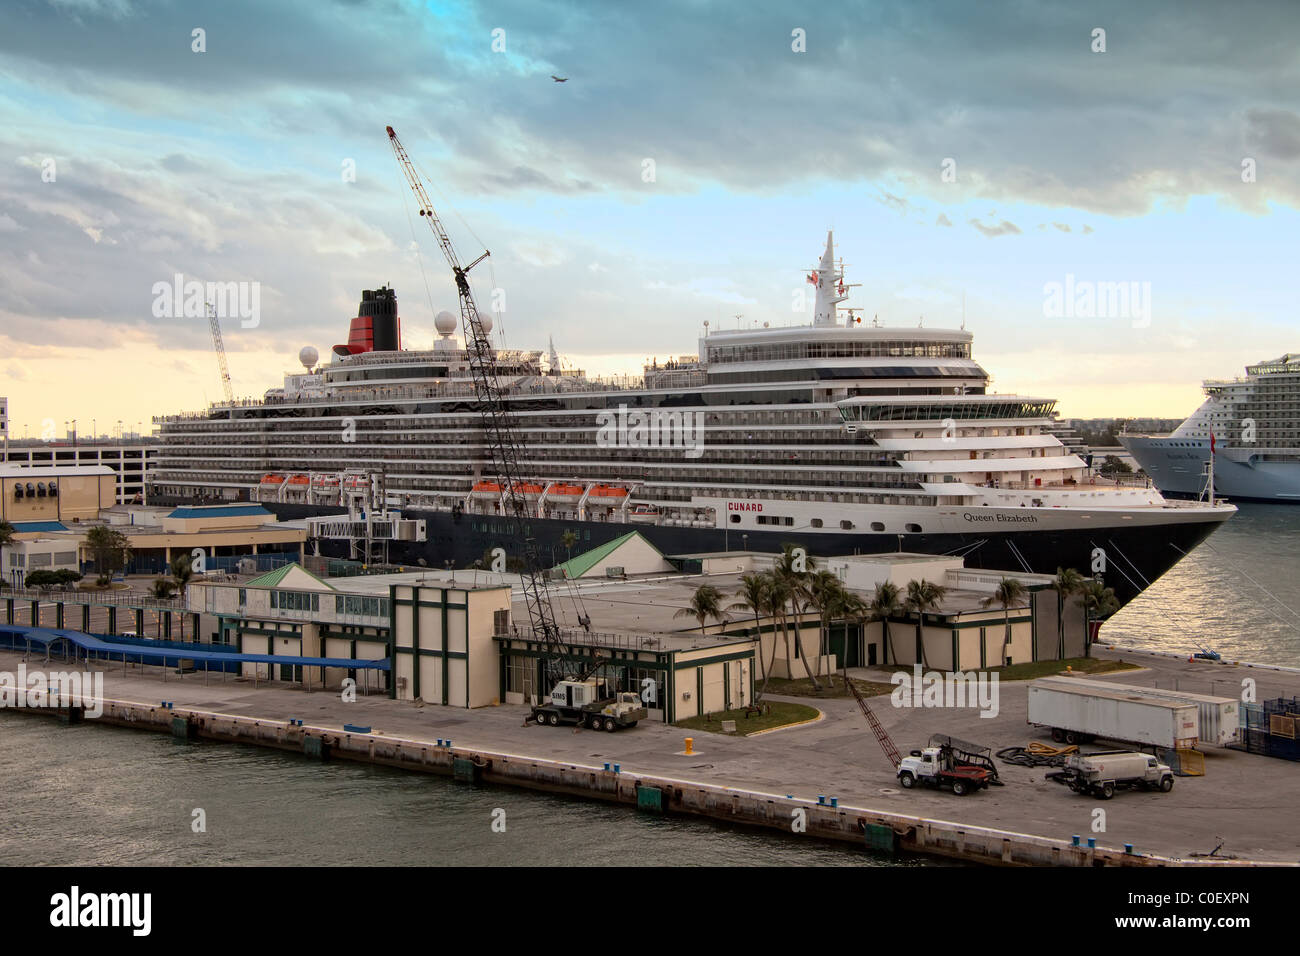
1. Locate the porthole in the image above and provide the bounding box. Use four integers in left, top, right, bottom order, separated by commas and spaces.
870, 522, 885, 532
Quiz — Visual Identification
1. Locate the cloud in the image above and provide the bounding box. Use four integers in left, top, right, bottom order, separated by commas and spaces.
1052, 222, 1071, 233
969, 218, 1022, 238
1244, 109, 1300, 160
935, 213, 952, 227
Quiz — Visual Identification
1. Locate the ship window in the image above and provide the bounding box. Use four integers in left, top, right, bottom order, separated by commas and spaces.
811, 518, 823, 528
840, 520, 854, 530
906, 523, 922, 533
870, 522, 885, 532
730, 514, 741, 524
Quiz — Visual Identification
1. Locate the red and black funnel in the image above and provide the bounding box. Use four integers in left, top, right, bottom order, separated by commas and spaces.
333, 286, 402, 357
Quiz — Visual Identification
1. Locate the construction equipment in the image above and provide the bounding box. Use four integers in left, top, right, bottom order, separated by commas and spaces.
206, 302, 234, 403
896, 740, 995, 796
844, 674, 901, 768
387, 125, 595, 709
531, 679, 647, 732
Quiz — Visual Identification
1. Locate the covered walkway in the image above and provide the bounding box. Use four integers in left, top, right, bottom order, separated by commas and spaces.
0, 624, 389, 692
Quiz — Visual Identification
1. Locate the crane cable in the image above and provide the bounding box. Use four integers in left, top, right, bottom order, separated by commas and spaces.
390, 153, 439, 342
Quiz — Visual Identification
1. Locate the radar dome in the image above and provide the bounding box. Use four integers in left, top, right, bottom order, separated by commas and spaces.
299, 346, 319, 370
476, 311, 494, 335
434, 310, 458, 335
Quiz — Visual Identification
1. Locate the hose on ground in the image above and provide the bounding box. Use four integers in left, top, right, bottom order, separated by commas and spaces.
997, 741, 1078, 768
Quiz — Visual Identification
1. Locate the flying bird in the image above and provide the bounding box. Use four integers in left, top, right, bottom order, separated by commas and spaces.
551, 75, 568, 82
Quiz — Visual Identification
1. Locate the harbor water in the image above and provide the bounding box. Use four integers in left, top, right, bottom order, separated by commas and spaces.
1101, 503, 1300, 667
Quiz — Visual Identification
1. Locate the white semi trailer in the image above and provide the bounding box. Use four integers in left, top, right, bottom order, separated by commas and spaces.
1035, 676, 1239, 747
1027, 680, 1199, 750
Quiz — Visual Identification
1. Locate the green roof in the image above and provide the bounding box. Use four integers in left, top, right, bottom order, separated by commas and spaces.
245, 562, 335, 590
557, 531, 662, 579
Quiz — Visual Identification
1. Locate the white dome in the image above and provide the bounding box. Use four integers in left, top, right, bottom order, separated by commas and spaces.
298, 346, 319, 369
476, 311, 494, 335
434, 310, 458, 335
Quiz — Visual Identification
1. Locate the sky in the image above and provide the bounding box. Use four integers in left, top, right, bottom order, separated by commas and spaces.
1, 0, 1298, 439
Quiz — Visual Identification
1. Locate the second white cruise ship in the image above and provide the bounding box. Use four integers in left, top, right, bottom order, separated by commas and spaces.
149, 233, 1235, 605
1122, 354, 1300, 503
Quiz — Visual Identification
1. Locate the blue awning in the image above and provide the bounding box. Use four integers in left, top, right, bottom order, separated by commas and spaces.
10, 521, 68, 533
0, 625, 389, 670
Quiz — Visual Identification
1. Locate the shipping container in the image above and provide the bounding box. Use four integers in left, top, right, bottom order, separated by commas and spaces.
1027, 680, 1200, 750
1035, 676, 1239, 746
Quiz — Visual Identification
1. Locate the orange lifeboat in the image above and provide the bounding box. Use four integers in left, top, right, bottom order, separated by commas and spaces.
472, 481, 503, 497
260, 474, 286, 485
588, 484, 628, 499
512, 482, 545, 497
287, 474, 310, 487
547, 482, 584, 503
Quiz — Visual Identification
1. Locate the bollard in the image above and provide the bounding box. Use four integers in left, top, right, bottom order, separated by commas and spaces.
830, 797, 838, 808
604, 762, 611, 772
684, 737, 694, 755
613, 764, 620, 774
1087, 837, 1096, 849
1125, 844, 1134, 855
818, 795, 826, 805
437, 738, 444, 746
1072, 835, 1081, 846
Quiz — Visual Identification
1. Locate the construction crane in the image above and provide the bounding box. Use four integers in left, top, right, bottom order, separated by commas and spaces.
844, 673, 902, 768
386, 125, 570, 685
206, 302, 234, 404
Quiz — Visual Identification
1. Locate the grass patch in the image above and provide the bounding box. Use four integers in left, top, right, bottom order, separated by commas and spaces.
675, 700, 821, 736
757, 675, 895, 700
885, 656, 1138, 682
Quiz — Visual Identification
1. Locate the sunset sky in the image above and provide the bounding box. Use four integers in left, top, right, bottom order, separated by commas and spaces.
1, 0, 1298, 439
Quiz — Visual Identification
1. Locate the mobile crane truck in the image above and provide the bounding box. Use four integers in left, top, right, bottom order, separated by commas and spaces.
531, 678, 647, 731
896, 735, 1001, 796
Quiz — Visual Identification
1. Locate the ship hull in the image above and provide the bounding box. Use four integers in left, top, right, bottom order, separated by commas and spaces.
269, 503, 1225, 608
1122, 436, 1300, 504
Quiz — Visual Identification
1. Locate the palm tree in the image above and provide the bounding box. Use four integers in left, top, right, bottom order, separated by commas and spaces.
1080, 578, 1119, 655
835, 590, 870, 680
805, 570, 848, 683
774, 545, 822, 689
171, 552, 195, 591
1051, 566, 1086, 658
981, 577, 1028, 667
729, 572, 771, 686
904, 579, 947, 668
675, 584, 727, 633
868, 580, 903, 666
0, 520, 14, 549
765, 571, 796, 684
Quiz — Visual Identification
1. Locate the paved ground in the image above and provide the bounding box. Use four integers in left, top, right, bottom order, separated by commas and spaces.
5, 644, 1298, 863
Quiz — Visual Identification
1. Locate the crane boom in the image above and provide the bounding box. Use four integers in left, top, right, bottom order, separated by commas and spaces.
845, 673, 902, 768
207, 303, 234, 404
386, 125, 567, 678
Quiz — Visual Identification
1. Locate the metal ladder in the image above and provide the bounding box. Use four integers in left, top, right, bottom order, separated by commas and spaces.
844, 674, 901, 769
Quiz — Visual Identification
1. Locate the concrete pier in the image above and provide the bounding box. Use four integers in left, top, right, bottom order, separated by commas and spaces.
1, 645, 1295, 866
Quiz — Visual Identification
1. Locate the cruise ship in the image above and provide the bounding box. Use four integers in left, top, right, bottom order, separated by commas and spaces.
149, 234, 1235, 605
1122, 354, 1300, 503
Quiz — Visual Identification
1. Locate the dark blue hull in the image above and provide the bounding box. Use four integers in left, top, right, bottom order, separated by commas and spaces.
266, 503, 1223, 607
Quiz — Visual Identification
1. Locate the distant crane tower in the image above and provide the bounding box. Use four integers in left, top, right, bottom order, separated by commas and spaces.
206, 302, 234, 404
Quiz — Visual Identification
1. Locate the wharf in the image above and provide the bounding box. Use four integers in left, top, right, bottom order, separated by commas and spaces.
2, 645, 1295, 866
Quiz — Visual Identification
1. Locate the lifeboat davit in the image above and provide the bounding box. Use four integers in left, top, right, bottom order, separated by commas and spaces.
547, 482, 584, 504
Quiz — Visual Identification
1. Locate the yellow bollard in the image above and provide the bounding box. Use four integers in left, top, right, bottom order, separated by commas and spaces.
684, 737, 694, 755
